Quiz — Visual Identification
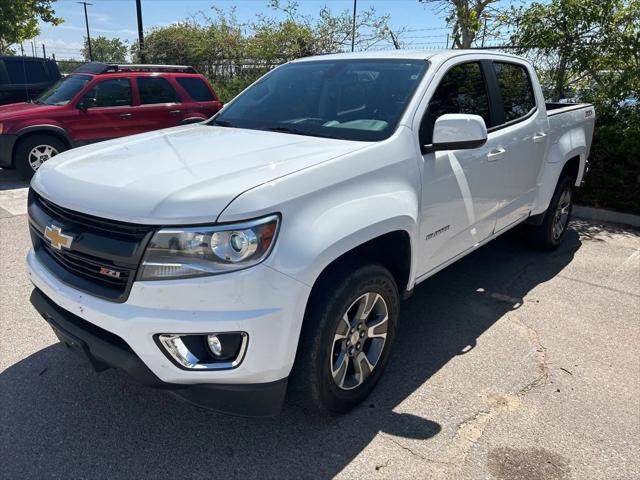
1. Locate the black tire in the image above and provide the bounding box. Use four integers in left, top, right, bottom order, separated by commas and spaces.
14, 134, 67, 180
529, 175, 574, 251
289, 261, 399, 414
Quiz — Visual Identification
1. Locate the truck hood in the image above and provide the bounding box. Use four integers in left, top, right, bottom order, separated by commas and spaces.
32, 124, 366, 224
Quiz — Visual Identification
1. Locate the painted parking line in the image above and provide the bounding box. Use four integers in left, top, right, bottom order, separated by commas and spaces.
0, 187, 29, 216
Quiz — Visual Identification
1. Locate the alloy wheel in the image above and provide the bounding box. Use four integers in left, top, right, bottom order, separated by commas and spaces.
330, 292, 389, 390
552, 186, 572, 240
28, 144, 59, 171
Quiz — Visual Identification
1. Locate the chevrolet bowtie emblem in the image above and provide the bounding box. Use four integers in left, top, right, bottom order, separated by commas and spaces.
44, 225, 74, 250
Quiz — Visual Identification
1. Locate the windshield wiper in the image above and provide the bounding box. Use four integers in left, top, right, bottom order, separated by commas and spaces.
211, 119, 235, 127
264, 126, 336, 139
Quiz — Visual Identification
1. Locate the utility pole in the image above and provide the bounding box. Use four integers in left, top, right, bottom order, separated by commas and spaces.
351, 0, 357, 52
78, 2, 93, 61
42, 44, 47, 58
136, 0, 145, 62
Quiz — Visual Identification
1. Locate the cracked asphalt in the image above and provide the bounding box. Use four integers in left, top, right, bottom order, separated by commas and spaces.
1, 168, 639, 479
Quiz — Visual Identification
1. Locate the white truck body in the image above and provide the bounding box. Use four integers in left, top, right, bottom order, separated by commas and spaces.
27, 50, 595, 415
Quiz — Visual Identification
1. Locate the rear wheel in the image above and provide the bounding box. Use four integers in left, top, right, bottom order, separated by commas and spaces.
289, 262, 399, 414
529, 175, 574, 250
14, 134, 67, 180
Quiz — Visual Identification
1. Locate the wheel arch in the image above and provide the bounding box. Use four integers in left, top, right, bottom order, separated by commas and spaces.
12, 125, 73, 167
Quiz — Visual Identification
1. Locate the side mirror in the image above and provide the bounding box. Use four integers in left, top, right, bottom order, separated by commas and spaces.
77, 97, 97, 112
423, 113, 488, 153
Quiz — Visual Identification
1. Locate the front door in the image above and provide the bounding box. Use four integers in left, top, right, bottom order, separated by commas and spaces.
415, 60, 503, 277
67, 77, 139, 143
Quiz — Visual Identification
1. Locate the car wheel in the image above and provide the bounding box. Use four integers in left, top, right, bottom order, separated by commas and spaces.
529, 175, 574, 251
289, 262, 399, 414
14, 134, 67, 180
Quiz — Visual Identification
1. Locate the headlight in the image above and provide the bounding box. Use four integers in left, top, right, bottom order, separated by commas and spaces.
138, 214, 279, 280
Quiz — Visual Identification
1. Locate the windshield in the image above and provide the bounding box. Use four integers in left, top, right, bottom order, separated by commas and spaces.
35, 74, 92, 105
212, 59, 428, 141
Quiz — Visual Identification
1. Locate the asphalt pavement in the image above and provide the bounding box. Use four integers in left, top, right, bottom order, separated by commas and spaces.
1, 168, 639, 479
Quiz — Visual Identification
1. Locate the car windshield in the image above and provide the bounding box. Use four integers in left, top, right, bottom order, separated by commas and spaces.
212, 59, 428, 141
34, 74, 92, 105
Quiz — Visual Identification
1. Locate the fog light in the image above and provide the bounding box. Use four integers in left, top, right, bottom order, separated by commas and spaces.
207, 334, 222, 356
156, 332, 248, 370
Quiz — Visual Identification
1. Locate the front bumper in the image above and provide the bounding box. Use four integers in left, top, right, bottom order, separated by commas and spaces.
0, 134, 17, 168
31, 288, 287, 416
27, 249, 312, 415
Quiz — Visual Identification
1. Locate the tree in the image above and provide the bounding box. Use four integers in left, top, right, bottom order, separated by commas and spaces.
510, 0, 640, 213
0, 0, 62, 54
419, 0, 500, 48
509, 0, 639, 103
82, 36, 128, 63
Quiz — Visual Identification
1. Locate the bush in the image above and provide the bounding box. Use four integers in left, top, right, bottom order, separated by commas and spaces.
576, 103, 640, 213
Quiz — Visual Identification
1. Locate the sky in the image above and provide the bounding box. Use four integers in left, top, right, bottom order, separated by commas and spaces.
28, 0, 522, 60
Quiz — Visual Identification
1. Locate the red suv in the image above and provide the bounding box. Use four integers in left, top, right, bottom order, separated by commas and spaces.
0, 62, 223, 179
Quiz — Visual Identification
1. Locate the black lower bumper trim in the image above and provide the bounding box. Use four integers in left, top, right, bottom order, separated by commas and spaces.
30, 288, 287, 416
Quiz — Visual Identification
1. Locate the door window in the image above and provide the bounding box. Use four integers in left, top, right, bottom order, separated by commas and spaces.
176, 77, 214, 101
82, 78, 132, 107
493, 62, 535, 122
137, 77, 180, 104
420, 62, 491, 145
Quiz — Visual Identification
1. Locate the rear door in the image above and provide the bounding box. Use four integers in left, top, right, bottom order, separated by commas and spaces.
488, 60, 548, 231
415, 60, 503, 277
175, 76, 223, 121
66, 76, 138, 143
133, 75, 185, 131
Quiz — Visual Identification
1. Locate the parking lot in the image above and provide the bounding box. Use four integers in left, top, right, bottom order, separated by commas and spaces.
1, 168, 639, 480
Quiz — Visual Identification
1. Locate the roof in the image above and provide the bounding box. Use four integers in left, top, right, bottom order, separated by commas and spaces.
73, 62, 197, 75
292, 49, 525, 63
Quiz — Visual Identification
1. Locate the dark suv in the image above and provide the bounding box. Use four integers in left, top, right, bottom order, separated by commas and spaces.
0, 56, 61, 106
0, 62, 223, 179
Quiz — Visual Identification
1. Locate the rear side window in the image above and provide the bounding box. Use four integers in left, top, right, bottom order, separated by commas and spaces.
83, 78, 132, 107
137, 77, 180, 104
177, 77, 214, 101
4, 60, 48, 84
421, 62, 491, 144
493, 62, 535, 122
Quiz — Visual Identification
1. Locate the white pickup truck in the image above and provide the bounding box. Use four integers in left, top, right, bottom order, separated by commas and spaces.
27, 50, 595, 416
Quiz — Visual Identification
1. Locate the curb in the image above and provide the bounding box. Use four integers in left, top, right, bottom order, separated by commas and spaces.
573, 205, 640, 228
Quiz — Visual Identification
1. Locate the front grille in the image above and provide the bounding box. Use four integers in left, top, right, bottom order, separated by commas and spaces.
28, 189, 156, 302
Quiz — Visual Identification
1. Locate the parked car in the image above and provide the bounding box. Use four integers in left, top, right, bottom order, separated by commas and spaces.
0, 62, 223, 179
27, 50, 595, 416
0, 56, 61, 106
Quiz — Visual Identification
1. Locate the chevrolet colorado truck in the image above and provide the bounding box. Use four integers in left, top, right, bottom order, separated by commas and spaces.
26, 51, 595, 416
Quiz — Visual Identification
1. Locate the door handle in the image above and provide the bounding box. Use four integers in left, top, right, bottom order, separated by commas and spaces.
169, 109, 183, 116
487, 148, 506, 161
533, 132, 547, 143
119, 113, 132, 119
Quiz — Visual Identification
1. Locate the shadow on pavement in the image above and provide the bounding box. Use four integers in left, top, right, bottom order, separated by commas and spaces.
0, 229, 581, 479
0, 168, 29, 190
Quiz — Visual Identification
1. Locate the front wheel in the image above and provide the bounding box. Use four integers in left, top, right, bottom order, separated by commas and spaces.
289, 262, 399, 414
529, 175, 574, 251
14, 134, 67, 180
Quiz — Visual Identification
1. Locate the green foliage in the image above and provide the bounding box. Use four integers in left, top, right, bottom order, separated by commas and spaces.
511, 0, 640, 213
82, 36, 128, 63
0, 0, 62, 54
